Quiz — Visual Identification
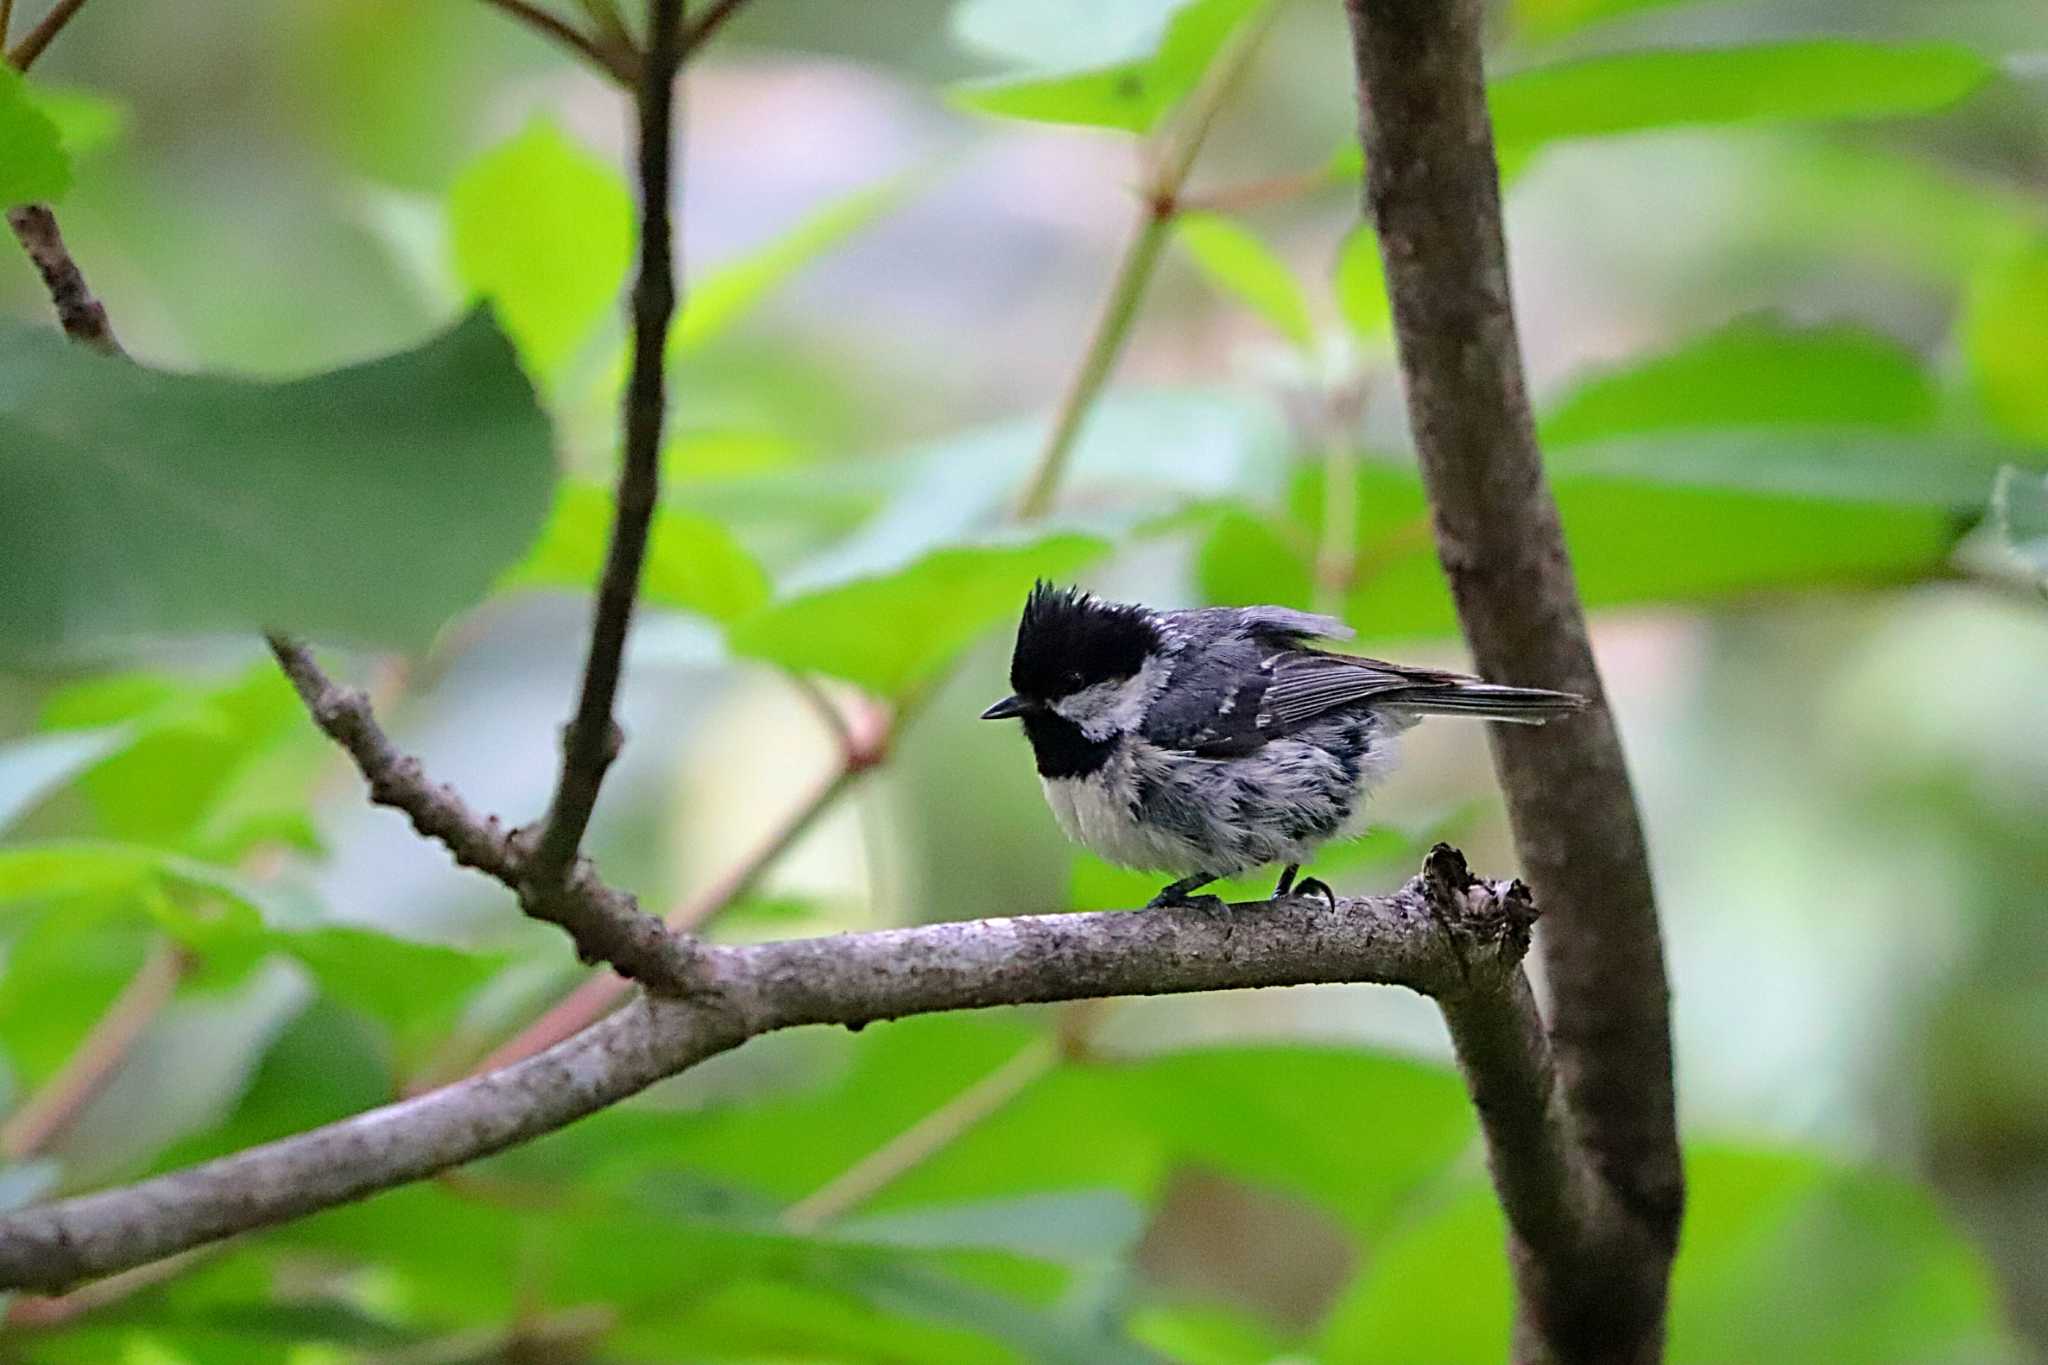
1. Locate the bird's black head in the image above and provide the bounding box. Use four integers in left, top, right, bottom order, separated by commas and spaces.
979, 583, 1161, 776
1005, 581, 1159, 705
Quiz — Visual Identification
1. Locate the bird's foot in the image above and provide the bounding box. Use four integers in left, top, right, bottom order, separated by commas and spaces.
1292, 877, 1337, 910
1148, 876, 1224, 912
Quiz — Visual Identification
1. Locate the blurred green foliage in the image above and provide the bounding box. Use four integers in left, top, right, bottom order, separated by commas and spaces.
3, 0, 2046, 1359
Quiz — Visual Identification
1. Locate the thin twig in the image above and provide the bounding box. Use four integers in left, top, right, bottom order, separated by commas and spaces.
678, 0, 749, 57
7, 0, 88, 70
0, 851, 1542, 1292
1012, 6, 1274, 520
784, 672, 856, 761
479, 0, 637, 84
0, 939, 188, 1160
5, 206, 121, 354
572, 0, 635, 54
0, 0, 15, 51
781, 1037, 1059, 1231
1313, 442, 1361, 616
265, 635, 700, 991
524, 0, 687, 890
1176, 164, 1337, 216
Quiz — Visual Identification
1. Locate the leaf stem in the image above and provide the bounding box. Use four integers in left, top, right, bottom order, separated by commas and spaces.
1012, 5, 1276, 520
0, 938, 189, 1160
479, 0, 638, 83
7, 0, 88, 71
679, 0, 750, 57
780, 1037, 1059, 1231
1313, 441, 1361, 616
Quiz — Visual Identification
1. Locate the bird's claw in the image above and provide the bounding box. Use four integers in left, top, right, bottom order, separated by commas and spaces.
1147, 888, 1228, 914
1293, 877, 1337, 910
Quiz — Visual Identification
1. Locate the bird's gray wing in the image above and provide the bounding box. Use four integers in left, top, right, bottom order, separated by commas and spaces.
1257, 652, 1465, 729
1143, 649, 1475, 755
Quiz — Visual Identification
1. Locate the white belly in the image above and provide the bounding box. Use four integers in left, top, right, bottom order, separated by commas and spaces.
1040, 768, 1205, 874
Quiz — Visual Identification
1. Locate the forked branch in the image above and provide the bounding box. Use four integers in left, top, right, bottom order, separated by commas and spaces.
0, 848, 1550, 1292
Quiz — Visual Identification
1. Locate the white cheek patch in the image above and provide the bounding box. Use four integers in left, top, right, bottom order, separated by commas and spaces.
1049, 655, 1171, 741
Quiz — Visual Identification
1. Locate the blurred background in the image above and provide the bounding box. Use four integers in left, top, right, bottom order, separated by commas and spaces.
2, 0, 2046, 1359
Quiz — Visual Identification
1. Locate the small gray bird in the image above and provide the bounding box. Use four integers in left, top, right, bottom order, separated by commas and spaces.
981, 582, 1585, 908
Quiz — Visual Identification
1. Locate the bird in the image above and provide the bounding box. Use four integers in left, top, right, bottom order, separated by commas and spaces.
980, 582, 1586, 910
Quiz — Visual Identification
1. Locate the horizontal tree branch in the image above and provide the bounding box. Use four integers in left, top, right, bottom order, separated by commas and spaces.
0, 846, 1544, 1292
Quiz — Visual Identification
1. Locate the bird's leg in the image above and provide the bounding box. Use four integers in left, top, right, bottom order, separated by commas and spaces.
1273, 864, 1299, 898
1148, 874, 1225, 912
1294, 876, 1337, 910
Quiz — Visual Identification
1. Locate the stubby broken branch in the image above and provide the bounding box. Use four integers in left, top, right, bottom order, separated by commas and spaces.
0, 847, 1551, 1292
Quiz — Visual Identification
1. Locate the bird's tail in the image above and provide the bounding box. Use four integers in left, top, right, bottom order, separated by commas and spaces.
1383, 681, 1588, 725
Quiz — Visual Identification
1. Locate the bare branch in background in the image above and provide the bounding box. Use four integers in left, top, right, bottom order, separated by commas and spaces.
266, 636, 700, 992
5, 207, 120, 354
480, 0, 638, 83
0, 939, 187, 1160
679, 0, 750, 58
523, 0, 687, 890
0, 847, 1548, 1292
1013, 6, 1274, 519
1342, 0, 1683, 1358
7, 0, 89, 70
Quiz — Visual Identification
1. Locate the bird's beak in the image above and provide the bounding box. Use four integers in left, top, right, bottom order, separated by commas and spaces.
980, 694, 1031, 720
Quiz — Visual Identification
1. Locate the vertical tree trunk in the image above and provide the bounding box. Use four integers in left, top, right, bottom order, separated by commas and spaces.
1340, 1, 1684, 1358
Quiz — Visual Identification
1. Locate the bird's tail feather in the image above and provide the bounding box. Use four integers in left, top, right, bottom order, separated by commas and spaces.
1384, 682, 1588, 725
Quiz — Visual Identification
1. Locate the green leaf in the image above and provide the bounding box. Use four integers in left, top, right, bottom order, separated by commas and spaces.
1544, 431, 2013, 509
671, 181, 907, 356
1286, 433, 1999, 641
53, 958, 312, 1185
1195, 506, 1314, 617
1490, 41, 1993, 155
1540, 320, 1939, 443
22, 83, 126, 159
1667, 1149, 2020, 1363
448, 118, 633, 377
951, 0, 1264, 134
1319, 1148, 2023, 1364
1316, 1181, 1510, 1362
1332, 41, 1994, 179
831, 1190, 1147, 1263
1175, 212, 1313, 348
39, 665, 322, 859
0, 67, 70, 205
1334, 223, 1390, 341
504, 481, 771, 622
0, 309, 555, 661
952, 0, 1199, 69
727, 534, 1108, 696
624, 1275, 1015, 1364
1509, 0, 1702, 39
0, 726, 129, 835
1961, 238, 2048, 444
